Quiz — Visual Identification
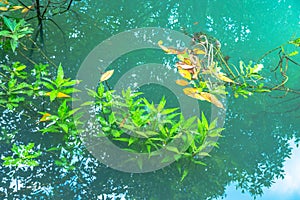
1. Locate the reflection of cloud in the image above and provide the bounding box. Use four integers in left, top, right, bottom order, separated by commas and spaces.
224, 140, 300, 200
268, 140, 300, 196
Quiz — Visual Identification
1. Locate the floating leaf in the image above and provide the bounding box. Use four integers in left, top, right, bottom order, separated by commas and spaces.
45, 91, 70, 98
192, 48, 206, 55
39, 113, 51, 122
0, 6, 8, 11
180, 169, 189, 182
199, 92, 224, 109
12, 5, 23, 10
175, 79, 189, 86
21, 5, 33, 13
188, 93, 206, 101
176, 62, 195, 70
289, 38, 300, 47
177, 51, 189, 62
100, 69, 114, 82
183, 87, 198, 96
288, 51, 298, 57
56, 92, 70, 98
178, 69, 192, 80
158, 40, 181, 54
216, 74, 235, 83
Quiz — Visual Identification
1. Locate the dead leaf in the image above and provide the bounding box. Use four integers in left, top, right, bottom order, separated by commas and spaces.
0, 0, 9, 4
21, 5, 33, 13
183, 88, 224, 109
193, 48, 206, 55
45, 92, 71, 98
100, 69, 114, 82
216, 74, 235, 83
199, 92, 224, 109
39, 113, 51, 122
0, 6, 8, 11
158, 40, 182, 54
178, 69, 192, 80
175, 79, 189, 86
176, 62, 195, 70
56, 92, 71, 98
12, 5, 23, 10
183, 87, 198, 95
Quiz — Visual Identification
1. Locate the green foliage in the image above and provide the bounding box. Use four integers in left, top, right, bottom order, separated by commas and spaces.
42, 64, 81, 102
84, 82, 220, 170
0, 16, 33, 52
0, 62, 33, 109
2, 143, 41, 167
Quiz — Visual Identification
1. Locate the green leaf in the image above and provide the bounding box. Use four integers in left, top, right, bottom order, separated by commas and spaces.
198, 152, 211, 157
0, 30, 12, 37
25, 143, 35, 150
111, 129, 122, 137
15, 64, 26, 71
192, 159, 207, 166
157, 96, 166, 112
58, 100, 67, 118
165, 146, 180, 154
3, 17, 15, 32
108, 113, 116, 124
289, 38, 300, 46
61, 80, 81, 87
128, 137, 136, 146
10, 39, 18, 52
201, 112, 208, 130
182, 116, 196, 130
102, 126, 111, 132
134, 131, 149, 138
161, 107, 179, 115
208, 118, 217, 130
113, 137, 130, 142
58, 123, 69, 133
56, 64, 64, 85
180, 169, 189, 182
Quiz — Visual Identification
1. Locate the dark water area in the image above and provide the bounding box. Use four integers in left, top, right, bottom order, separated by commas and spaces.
1, 0, 300, 199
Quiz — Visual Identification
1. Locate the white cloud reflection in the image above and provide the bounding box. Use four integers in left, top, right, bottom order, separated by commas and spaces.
224, 140, 300, 200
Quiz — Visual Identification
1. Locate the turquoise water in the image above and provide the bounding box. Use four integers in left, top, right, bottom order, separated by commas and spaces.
1, 0, 300, 199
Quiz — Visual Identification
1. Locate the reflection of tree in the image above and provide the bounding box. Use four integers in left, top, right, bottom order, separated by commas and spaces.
1, 1, 300, 200
2, 100, 297, 200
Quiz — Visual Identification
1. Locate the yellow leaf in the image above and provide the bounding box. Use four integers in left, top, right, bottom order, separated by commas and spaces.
158, 40, 181, 54
183, 87, 198, 95
193, 48, 206, 55
288, 51, 298, 57
56, 92, 70, 98
175, 79, 189, 86
100, 69, 114, 82
0, 0, 9, 4
12, 5, 23, 10
21, 5, 33, 13
183, 88, 205, 100
199, 92, 224, 109
0, 6, 8, 11
45, 91, 70, 98
183, 88, 224, 109
178, 69, 192, 80
39, 113, 51, 122
216, 74, 235, 83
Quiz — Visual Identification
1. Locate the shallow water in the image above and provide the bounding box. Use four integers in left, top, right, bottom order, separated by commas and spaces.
1, 0, 300, 199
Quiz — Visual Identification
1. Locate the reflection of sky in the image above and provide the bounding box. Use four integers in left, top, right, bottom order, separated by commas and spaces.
223, 140, 300, 200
